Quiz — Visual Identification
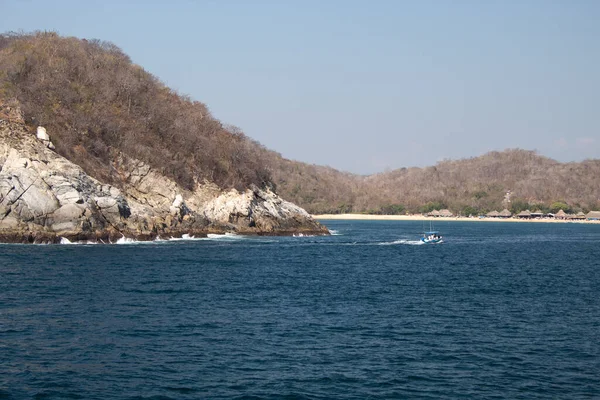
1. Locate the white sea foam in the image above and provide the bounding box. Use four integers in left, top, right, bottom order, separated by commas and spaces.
59, 237, 98, 245
114, 236, 163, 245
378, 239, 425, 246
168, 233, 205, 241
115, 236, 137, 244
293, 233, 316, 237
328, 229, 341, 235
206, 233, 244, 240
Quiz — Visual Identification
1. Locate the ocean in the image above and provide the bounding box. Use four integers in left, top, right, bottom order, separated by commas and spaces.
1, 220, 599, 399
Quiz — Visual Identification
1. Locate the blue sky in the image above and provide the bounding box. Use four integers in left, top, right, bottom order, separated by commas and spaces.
2, 0, 599, 174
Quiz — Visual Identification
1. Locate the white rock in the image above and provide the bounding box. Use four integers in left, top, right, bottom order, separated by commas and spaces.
109, 186, 121, 197
52, 203, 85, 221
51, 221, 78, 232
1, 152, 60, 217
36, 126, 50, 141
95, 197, 117, 209
2, 120, 322, 239
172, 194, 183, 208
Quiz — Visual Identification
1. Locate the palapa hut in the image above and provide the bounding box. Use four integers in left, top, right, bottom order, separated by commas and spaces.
516, 209, 532, 219
498, 208, 512, 218
499, 209, 512, 218
555, 209, 568, 219
530, 209, 544, 218
572, 211, 586, 220
428, 209, 441, 217
439, 209, 453, 217
586, 211, 600, 220
486, 210, 500, 218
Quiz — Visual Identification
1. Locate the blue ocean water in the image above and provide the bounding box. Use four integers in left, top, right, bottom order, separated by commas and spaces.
1, 220, 599, 399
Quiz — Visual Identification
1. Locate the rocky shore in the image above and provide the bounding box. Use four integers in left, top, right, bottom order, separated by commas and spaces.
0, 114, 328, 244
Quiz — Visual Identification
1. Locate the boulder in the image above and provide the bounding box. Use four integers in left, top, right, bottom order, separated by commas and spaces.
201, 185, 325, 234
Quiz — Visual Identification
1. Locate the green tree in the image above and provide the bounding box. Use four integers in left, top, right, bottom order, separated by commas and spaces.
336, 203, 353, 214
380, 204, 406, 215
510, 199, 531, 214
549, 201, 571, 214
530, 203, 549, 213
461, 205, 480, 217
418, 201, 447, 214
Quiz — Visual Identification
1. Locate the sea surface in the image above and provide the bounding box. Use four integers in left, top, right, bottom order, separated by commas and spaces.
1, 220, 599, 399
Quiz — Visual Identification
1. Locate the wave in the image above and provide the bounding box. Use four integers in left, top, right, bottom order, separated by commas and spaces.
115, 236, 138, 244
115, 236, 160, 245
167, 233, 206, 241
59, 237, 98, 245
58, 232, 248, 245
118, 233, 245, 243
206, 233, 245, 240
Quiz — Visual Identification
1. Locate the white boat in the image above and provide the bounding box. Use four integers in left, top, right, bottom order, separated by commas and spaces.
421, 230, 443, 244
420, 221, 443, 244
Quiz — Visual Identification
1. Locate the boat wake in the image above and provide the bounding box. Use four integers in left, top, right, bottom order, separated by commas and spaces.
378, 239, 425, 246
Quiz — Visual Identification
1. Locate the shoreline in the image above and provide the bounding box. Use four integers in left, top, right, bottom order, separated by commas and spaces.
313, 214, 600, 224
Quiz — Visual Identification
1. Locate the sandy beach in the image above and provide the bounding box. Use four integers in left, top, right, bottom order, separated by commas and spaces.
312, 214, 600, 224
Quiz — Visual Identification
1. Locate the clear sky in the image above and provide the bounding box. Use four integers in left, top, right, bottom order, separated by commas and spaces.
2, 0, 599, 174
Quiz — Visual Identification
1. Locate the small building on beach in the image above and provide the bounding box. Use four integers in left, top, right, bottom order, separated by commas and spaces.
486, 210, 500, 218
499, 209, 512, 218
516, 210, 532, 219
530, 209, 544, 218
439, 209, 453, 217
555, 209, 568, 219
428, 209, 441, 217
587, 211, 600, 220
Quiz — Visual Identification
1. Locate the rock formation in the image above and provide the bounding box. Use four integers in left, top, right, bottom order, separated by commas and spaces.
0, 118, 329, 243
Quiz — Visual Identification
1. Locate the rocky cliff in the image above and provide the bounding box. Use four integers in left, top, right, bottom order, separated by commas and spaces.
0, 113, 328, 243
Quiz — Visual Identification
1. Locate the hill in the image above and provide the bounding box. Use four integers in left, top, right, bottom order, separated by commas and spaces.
0, 32, 328, 242
273, 149, 600, 215
1, 31, 598, 221
0, 31, 272, 191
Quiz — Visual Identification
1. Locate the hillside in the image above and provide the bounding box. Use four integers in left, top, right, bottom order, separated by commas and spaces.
273, 150, 600, 215
0, 32, 272, 191
0, 32, 328, 242
362, 150, 600, 215
1, 32, 598, 220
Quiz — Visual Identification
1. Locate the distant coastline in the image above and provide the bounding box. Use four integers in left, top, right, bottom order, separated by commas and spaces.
313, 214, 600, 224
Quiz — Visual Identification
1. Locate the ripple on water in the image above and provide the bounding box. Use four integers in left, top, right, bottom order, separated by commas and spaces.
1, 221, 600, 398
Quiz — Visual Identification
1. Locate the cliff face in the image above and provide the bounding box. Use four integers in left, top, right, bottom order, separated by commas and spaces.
0, 118, 328, 243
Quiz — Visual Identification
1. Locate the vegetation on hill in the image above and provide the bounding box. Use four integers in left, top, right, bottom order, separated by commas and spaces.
1, 32, 598, 216
272, 149, 600, 215
0, 31, 271, 190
